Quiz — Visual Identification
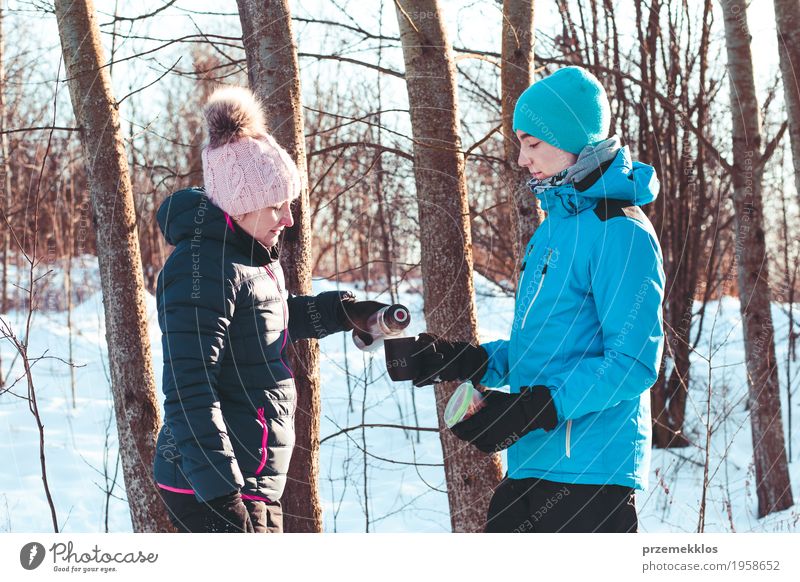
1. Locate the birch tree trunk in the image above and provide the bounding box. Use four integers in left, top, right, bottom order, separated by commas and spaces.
395, 0, 503, 532
501, 0, 542, 284
236, 0, 322, 533
773, 0, 800, 209
54, 0, 172, 532
720, 0, 793, 517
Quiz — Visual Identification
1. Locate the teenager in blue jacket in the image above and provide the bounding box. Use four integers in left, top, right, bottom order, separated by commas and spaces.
410, 66, 665, 532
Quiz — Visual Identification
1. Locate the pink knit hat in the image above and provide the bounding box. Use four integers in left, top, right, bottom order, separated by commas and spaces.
201, 86, 301, 216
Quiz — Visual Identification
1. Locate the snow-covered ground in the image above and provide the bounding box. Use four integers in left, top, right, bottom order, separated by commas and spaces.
1, 256, 798, 532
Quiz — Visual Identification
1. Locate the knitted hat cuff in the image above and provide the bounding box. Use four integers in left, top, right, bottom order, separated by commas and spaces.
202, 135, 301, 216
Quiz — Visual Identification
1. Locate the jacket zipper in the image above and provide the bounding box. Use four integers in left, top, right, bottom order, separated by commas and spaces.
516, 244, 534, 300
521, 248, 553, 330
565, 419, 572, 458
263, 265, 293, 379
263, 265, 288, 329
255, 407, 268, 475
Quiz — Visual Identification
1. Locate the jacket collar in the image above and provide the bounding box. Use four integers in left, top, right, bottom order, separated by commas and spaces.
531, 146, 660, 220
226, 214, 281, 265
157, 188, 280, 265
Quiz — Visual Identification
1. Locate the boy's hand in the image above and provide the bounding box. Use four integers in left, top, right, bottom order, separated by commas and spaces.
411, 333, 488, 387
449, 386, 558, 453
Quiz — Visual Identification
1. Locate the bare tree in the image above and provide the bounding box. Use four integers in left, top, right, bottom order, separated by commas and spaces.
775, 148, 800, 462
0, 0, 11, 386
501, 0, 542, 281
773, 0, 800, 209
53, 0, 173, 532
236, 0, 323, 532
395, 0, 503, 532
0, 245, 59, 531
720, 0, 793, 517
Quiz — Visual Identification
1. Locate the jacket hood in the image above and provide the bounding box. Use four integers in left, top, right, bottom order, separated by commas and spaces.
157, 188, 279, 264
533, 146, 660, 219
157, 188, 231, 246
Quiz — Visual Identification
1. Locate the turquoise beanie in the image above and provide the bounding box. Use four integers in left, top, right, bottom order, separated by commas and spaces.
512, 66, 611, 155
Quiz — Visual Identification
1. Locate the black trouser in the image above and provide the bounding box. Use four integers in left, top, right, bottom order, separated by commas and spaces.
485, 476, 638, 533
158, 489, 284, 533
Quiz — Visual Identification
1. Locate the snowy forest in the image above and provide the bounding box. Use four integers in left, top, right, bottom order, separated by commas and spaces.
1, 0, 799, 534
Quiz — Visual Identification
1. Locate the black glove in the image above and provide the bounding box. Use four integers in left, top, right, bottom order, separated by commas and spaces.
410, 333, 489, 387
204, 491, 255, 533
449, 386, 558, 453
337, 292, 390, 344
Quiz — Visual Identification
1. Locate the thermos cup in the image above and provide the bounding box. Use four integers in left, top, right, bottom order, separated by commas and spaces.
352, 304, 411, 352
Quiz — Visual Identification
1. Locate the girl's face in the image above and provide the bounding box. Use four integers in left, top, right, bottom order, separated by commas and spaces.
233, 199, 294, 247
516, 130, 578, 179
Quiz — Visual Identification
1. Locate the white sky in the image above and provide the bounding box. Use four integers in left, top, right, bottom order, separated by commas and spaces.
6, 0, 782, 97
2, 0, 786, 159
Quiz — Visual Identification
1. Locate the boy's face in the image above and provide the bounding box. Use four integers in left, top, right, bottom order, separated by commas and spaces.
516, 130, 578, 179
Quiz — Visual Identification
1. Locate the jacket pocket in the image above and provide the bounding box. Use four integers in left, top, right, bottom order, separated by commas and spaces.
521, 248, 554, 330
255, 407, 269, 475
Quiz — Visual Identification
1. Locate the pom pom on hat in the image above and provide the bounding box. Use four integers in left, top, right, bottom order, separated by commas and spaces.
201, 86, 302, 216
204, 86, 267, 148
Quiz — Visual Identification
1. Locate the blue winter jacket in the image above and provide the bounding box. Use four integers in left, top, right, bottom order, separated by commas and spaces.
480, 146, 665, 491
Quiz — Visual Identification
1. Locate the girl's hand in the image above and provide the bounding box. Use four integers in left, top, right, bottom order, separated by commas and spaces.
205, 491, 255, 533
338, 293, 390, 343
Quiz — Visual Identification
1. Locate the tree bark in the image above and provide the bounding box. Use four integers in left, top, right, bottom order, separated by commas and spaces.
54, 0, 173, 532
236, 0, 323, 533
773, 0, 800, 210
395, 0, 503, 533
0, 1, 10, 385
720, 0, 794, 518
501, 0, 542, 286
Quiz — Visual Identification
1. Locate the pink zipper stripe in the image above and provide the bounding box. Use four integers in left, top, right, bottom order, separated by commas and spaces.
241, 493, 272, 502
255, 407, 268, 474
157, 483, 195, 495
263, 265, 294, 379
159, 483, 272, 504
223, 212, 235, 232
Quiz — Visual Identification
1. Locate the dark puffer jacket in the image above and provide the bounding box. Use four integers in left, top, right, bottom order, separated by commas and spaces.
153, 188, 348, 503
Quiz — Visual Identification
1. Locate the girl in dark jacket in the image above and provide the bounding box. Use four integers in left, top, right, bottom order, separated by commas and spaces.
153, 87, 383, 533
